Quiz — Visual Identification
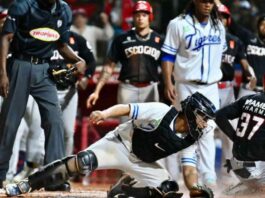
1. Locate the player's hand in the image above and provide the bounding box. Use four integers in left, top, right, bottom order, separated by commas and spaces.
164, 83, 177, 104
100, 12, 109, 25
0, 73, 9, 98
89, 110, 106, 125
87, 92, 99, 108
77, 77, 88, 90
75, 60, 86, 75
246, 76, 257, 90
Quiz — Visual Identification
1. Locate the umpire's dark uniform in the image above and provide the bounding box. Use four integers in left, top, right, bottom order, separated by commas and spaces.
0, 0, 72, 184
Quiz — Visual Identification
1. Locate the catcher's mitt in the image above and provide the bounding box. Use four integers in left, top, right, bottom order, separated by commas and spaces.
49, 62, 78, 89
190, 185, 214, 198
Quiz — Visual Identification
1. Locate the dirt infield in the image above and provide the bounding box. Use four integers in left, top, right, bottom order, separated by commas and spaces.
0, 183, 109, 198
0, 180, 265, 198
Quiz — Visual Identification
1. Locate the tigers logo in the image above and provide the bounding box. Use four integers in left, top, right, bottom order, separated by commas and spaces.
29, 28, 60, 42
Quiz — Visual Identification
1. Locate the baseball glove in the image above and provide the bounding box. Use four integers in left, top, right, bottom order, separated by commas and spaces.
190, 185, 214, 198
49, 63, 78, 89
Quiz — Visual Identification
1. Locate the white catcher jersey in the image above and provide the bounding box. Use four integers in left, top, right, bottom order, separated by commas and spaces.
113, 102, 175, 151
162, 14, 227, 83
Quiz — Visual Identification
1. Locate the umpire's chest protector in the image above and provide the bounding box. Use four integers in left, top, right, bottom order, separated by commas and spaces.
132, 107, 194, 163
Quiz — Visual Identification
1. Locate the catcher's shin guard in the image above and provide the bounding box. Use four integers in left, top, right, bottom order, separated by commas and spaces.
28, 150, 98, 191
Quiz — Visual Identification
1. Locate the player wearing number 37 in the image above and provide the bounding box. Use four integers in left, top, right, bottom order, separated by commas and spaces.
215, 90, 265, 195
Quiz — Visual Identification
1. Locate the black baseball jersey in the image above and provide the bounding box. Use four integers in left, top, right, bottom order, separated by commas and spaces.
132, 107, 195, 163
221, 32, 246, 81
216, 93, 265, 161
229, 20, 265, 86
107, 29, 163, 83
2, 0, 72, 59
50, 31, 96, 78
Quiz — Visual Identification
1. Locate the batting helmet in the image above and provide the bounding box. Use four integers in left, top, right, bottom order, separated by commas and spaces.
218, 4, 231, 26
133, 1, 154, 21
181, 92, 216, 140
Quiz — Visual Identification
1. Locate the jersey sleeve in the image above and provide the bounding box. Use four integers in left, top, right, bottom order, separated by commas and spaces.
161, 19, 179, 55
220, 24, 227, 52
2, 1, 29, 34
59, 4, 72, 43
106, 35, 121, 63
215, 95, 250, 141
129, 102, 170, 121
75, 33, 96, 77
235, 37, 247, 61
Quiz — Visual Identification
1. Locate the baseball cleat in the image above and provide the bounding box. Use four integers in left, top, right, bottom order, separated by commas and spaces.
5, 180, 31, 196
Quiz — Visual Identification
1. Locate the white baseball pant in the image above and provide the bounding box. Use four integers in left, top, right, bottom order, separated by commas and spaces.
87, 131, 171, 187
176, 82, 220, 184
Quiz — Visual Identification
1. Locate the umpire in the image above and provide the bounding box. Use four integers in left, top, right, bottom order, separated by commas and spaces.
0, 0, 85, 188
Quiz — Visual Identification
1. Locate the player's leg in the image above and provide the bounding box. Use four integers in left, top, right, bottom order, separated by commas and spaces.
14, 97, 45, 182
237, 85, 256, 99
30, 63, 65, 165
5, 131, 131, 196
107, 154, 182, 198
0, 59, 31, 186
223, 159, 264, 195
6, 118, 28, 182
138, 82, 159, 102
117, 83, 137, 122
58, 89, 78, 155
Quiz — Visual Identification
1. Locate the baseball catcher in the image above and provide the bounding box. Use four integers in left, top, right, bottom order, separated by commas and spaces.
5, 92, 215, 197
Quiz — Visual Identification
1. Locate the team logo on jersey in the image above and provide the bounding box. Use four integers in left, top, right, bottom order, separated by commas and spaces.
185, 33, 221, 51
247, 45, 265, 56
125, 45, 161, 60
122, 36, 136, 44
29, 28, 60, 42
57, 20, 62, 28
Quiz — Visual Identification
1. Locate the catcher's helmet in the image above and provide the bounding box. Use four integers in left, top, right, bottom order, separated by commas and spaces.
218, 4, 231, 26
181, 92, 216, 140
133, 1, 154, 22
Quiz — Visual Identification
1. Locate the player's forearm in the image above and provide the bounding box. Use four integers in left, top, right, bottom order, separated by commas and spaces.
214, 0, 222, 6
57, 42, 83, 63
94, 62, 115, 94
0, 33, 12, 75
240, 59, 255, 77
103, 104, 130, 119
103, 23, 114, 40
162, 61, 174, 86
215, 109, 236, 141
182, 166, 198, 190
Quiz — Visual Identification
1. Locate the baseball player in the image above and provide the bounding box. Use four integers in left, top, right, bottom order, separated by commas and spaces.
5, 92, 216, 198
87, 1, 162, 122
215, 1, 265, 97
215, 85, 265, 195
0, 0, 86, 190
161, 0, 226, 187
8, 31, 96, 182
217, 4, 256, 169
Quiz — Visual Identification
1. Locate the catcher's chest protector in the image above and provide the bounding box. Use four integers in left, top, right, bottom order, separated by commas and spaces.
132, 107, 191, 163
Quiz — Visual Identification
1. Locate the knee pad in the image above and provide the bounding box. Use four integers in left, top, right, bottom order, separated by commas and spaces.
75, 150, 98, 175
